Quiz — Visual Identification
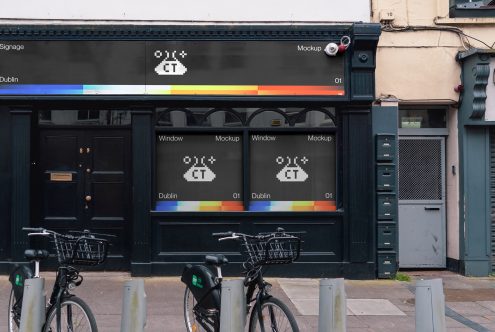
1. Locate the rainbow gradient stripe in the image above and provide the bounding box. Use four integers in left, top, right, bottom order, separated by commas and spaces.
249, 201, 337, 212
0, 84, 345, 96
156, 201, 244, 212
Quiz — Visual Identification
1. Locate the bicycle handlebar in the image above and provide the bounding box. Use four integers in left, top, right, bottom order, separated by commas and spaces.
22, 227, 45, 232
212, 228, 305, 242
212, 232, 233, 237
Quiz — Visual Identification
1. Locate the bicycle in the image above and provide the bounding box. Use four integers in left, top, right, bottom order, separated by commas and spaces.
8, 227, 111, 332
181, 227, 302, 332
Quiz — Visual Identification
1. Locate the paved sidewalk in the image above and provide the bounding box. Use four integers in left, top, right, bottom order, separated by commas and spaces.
1, 270, 495, 331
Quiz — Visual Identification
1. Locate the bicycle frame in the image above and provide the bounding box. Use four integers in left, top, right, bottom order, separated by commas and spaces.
190, 265, 272, 332
49, 265, 79, 332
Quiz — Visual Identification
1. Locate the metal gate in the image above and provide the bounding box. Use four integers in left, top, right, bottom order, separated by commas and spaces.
398, 137, 446, 268
490, 130, 495, 272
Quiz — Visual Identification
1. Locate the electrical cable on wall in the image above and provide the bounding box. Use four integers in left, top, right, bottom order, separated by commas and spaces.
381, 22, 494, 50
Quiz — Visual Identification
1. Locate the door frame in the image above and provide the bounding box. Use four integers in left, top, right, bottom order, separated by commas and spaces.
398, 135, 446, 268
33, 119, 133, 270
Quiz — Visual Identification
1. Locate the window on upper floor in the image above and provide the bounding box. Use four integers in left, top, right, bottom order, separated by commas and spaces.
450, 0, 495, 18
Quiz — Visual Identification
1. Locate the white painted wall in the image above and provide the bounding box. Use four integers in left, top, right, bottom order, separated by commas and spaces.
0, 0, 370, 23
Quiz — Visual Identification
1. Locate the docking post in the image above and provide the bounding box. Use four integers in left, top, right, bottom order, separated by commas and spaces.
318, 278, 347, 332
19, 278, 46, 332
121, 279, 147, 332
415, 278, 446, 332
220, 279, 246, 332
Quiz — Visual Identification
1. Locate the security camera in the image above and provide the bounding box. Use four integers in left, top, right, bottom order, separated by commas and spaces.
324, 43, 339, 56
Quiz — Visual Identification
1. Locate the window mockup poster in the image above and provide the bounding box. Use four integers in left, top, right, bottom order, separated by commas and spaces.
155, 134, 243, 211
250, 134, 336, 211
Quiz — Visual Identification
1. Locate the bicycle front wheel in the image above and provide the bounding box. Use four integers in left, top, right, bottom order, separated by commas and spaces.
43, 296, 97, 332
248, 297, 299, 332
8, 289, 21, 332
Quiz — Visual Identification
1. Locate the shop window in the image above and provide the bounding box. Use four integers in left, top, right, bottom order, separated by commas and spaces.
249, 133, 336, 211
155, 133, 243, 211
293, 108, 336, 127
200, 109, 244, 127
247, 109, 290, 127
156, 108, 198, 127
154, 107, 337, 212
38, 110, 131, 126
450, 0, 495, 18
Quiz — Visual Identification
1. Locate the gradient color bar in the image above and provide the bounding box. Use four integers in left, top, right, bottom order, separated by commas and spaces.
0, 84, 345, 96
156, 201, 244, 212
249, 201, 337, 212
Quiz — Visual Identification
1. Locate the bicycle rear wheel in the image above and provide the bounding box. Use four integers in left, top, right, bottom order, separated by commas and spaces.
43, 296, 97, 332
8, 289, 21, 332
184, 287, 216, 332
248, 297, 299, 332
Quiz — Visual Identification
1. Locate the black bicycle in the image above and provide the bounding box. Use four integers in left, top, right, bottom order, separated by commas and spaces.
181, 228, 302, 332
8, 227, 111, 332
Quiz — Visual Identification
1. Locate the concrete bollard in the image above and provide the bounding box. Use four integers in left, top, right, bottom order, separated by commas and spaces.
318, 278, 347, 332
219, 279, 246, 332
20, 278, 46, 332
121, 279, 147, 332
415, 278, 446, 332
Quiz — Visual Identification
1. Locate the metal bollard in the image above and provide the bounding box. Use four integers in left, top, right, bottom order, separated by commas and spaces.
20, 278, 46, 332
220, 279, 246, 332
415, 278, 446, 332
318, 278, 347, 332
121, 279, 147, 332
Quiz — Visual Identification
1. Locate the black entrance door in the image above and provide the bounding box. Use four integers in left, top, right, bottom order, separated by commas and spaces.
36, 129, 131, 269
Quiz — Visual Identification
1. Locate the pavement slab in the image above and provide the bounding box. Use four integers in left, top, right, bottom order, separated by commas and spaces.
1, 271, 495, 331
347, 299, 406, 316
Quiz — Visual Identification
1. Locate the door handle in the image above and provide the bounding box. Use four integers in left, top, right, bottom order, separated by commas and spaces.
424, 207, 440, 211
85, 195, 92, 202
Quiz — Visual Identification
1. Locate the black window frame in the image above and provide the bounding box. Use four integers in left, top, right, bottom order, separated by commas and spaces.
450, 0, 495, 18
152, 107, 342, 215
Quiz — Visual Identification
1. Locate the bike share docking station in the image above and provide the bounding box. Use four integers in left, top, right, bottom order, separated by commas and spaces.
19, 278, 46, 332
16, 278, 148, 332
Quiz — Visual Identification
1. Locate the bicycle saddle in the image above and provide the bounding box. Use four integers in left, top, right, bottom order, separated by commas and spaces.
205, 254, 228, 266
24, 249, 49, 261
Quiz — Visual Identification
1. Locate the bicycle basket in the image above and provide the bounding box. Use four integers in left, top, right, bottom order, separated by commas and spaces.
53, 234, 109, 266
243, 235, 301, 266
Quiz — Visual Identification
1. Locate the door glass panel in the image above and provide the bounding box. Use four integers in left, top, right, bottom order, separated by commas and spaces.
39, 110, 131, 126
399, 109, 446, 129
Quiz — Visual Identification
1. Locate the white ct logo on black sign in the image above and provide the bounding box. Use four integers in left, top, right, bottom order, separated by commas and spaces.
154, 50, 188, 76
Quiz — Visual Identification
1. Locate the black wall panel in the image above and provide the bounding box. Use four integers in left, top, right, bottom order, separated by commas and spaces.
343, 110, 372, 263
0, 107, 11, 259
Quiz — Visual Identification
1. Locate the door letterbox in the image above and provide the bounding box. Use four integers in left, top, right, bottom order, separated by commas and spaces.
377, 224, 396, 249
377, 193, 396, 220
376, 134, 395, 162
376, 164, 396, 191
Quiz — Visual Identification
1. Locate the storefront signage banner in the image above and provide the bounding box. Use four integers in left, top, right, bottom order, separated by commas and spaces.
0, 41, 345, 96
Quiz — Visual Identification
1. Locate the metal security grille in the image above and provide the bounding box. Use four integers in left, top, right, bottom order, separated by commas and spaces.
398, 138, 443, 200
490, 130, 495, 271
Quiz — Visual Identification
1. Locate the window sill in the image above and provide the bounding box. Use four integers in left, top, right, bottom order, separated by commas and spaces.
150, 210, 344, 218
435, 16, 495, 25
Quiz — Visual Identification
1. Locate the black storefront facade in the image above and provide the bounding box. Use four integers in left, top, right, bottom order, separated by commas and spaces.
0, 24, 395, 279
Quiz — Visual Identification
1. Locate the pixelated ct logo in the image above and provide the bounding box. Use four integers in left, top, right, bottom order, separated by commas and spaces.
276, 156, 309, 182
154, 50, 188, 76
183, 155, 216, 182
